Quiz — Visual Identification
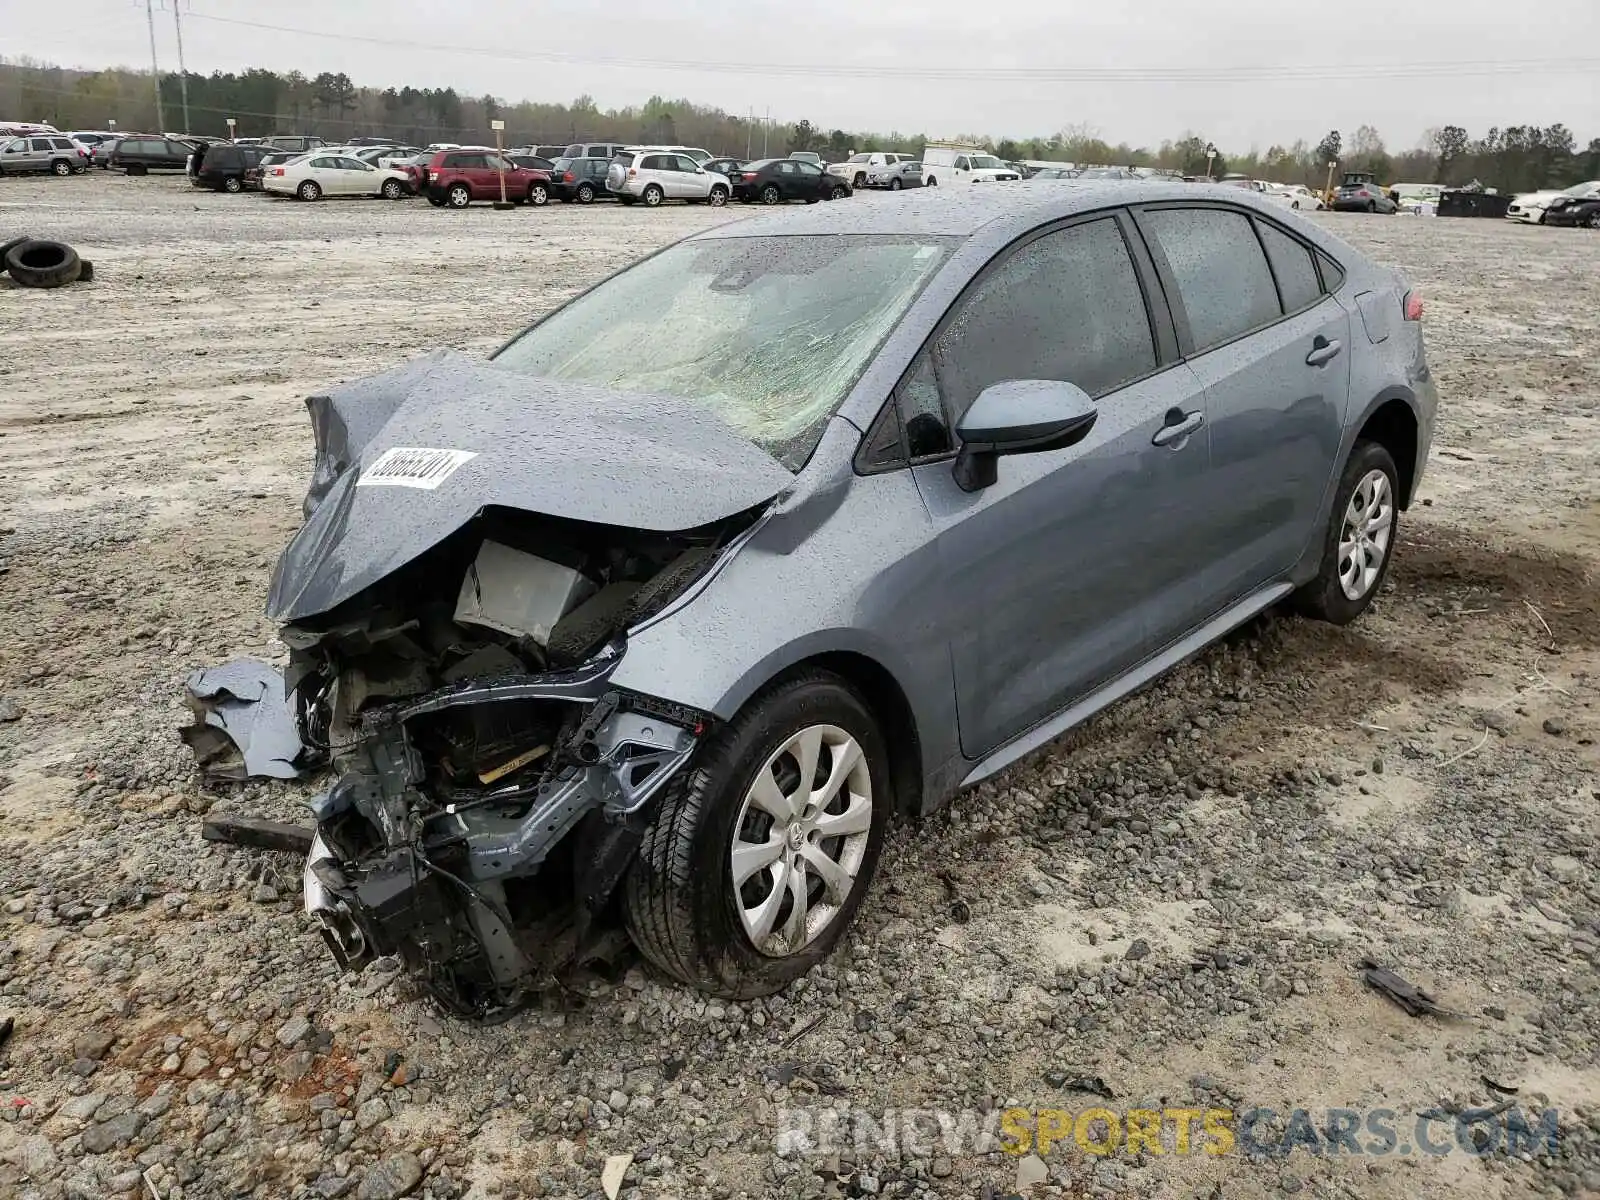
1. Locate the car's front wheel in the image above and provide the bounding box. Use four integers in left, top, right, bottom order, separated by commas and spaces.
708, 185, 728, 206
1293, 440, 1400, 625
381, 179, 404, 200
889, 178, 902, 191
624, 672, 891, 998
528, 183, 549, 206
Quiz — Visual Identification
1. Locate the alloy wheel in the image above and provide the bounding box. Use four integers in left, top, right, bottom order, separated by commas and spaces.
709, 187, 727, 206
1338, 469, 1395, 601
449, 185, 471, 208
730, 724, 873, 957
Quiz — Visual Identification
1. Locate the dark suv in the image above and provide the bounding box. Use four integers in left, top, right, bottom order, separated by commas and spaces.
423, 149, 551, 208
189, 142, 272, 193
548, 156, 612, 203
110, 136, 196, 175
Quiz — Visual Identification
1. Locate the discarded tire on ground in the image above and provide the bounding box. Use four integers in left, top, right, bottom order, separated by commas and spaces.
0, 235, 30, 263
4, 239, 84, 288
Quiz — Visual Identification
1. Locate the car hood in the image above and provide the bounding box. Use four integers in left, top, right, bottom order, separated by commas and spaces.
265, 349, 793, 623
1514, 190, 1566, 204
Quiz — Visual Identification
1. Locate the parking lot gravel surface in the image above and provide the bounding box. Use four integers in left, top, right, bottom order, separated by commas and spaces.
1, 173, 1598, 1200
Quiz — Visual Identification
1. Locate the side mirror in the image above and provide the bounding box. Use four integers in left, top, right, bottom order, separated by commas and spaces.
952, 380, 1098, 492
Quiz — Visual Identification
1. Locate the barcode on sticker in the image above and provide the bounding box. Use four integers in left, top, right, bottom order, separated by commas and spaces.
356, 447, 478, 490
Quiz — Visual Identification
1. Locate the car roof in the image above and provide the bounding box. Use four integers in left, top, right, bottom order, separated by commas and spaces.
692, 180, 1236, 241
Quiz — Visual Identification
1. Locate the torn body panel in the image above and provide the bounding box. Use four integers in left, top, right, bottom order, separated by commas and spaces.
182, 659, 322, 781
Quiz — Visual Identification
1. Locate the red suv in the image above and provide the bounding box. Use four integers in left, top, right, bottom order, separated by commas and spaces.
424, 149, 551, 208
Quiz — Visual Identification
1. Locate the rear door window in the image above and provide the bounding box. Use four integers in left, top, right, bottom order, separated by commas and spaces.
1254, 220, 1322, 313
31, 138, 53, 151
1138, 207, 1281, 352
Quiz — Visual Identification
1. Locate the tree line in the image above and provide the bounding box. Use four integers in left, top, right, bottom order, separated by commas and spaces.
4, 56, 1596, 194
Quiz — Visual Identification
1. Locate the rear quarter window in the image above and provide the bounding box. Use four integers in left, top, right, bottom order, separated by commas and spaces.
1254, 221, 1323, 313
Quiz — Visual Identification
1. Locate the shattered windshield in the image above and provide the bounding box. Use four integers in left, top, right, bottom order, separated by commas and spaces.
493, 234, 956, 470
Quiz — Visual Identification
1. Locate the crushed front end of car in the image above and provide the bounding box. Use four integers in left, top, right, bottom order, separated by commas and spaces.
239, 351, 789, 1018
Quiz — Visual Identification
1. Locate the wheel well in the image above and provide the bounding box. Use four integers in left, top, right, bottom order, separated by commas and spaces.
1357, 399, 1419, 507
772, 651, 923, 818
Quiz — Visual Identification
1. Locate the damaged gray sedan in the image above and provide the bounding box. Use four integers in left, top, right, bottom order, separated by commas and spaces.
259, 184, 1433, 1017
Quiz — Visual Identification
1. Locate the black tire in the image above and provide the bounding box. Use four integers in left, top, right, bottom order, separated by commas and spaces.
853, 172, 866, 189
576, 182, 595, 203
1587, 212, 1600, 230
427, 196, 445, 208
1292, 440, 1400, 625
51, 159, 72, 177
708, 186, 728, 207
889, 178, 902, 191
223, 175, 243, 194
528, 183, 549, 206
381, 179, 404, 200
448, 183, 472, 208
3, 240, 82, 288
297, 180, 321, 201
624, 671, 892, 998
72, 164, 87, 175
127, 163, 148, 177
78, 259, 94, 282
0, 236, 31, 268
925, 175, 937, 187
1365, 201, 1376, 214
642, 184, 664, 207
831, 185, 849, 201
761, 184, 782, 206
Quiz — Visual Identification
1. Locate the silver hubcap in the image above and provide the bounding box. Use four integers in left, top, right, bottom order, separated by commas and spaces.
731, 724, 873, 957
1338, 469, 1395, 600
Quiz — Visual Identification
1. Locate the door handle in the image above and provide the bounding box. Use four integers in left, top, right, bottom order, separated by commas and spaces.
1306, 337, 1343, 367
1152, 410, 1205, 447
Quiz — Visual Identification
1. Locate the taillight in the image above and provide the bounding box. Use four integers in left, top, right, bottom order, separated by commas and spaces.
563, 171, 574, 182
742, 172, 758, 181
271, 167, 284, 176
627, 167, 637, 177
428, 170, 439, 181
1403, 291, 1424, 322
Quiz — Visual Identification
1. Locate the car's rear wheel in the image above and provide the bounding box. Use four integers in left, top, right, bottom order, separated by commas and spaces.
708, 185, 728, 207
576, 182, 595, 203
224, 176, 243, 194
1293, 440, 1400, 625
51, 160, 71, 177
624, 672, 891, 998
642, 184, 665, 207
761, 184, 782, 205
427, 196, 445, 208
381, 179, 404, 200
528, 183, 549, 206
1587, 212, 1600, 230
448, 183, 472, 208
925, 175, 937, 187
1365, 201, 1376, 213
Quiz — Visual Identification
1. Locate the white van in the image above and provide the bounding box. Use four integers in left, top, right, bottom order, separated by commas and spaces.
920, 145, 1021, 187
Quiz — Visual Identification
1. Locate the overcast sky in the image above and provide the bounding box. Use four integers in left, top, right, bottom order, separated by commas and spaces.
9, 0, 1597, 149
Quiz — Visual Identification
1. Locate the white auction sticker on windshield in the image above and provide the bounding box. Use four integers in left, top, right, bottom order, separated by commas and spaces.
356, 447, 478, 490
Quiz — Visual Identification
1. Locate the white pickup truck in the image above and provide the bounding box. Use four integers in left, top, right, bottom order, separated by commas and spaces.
920, 145, 1021, 187
827, 151, 911, 188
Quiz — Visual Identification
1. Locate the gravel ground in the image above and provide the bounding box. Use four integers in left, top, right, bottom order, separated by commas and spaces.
1, 174, 1598, 1200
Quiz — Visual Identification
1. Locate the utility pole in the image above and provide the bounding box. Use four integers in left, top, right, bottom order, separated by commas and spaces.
746, 107, 752, 161
763, 106, 770, 158
144, 0, 166, 133
171, 0, 192, 134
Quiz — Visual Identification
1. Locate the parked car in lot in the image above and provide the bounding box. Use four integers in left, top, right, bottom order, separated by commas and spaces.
509, 154, 557, 173
628, 143, 714, 165
921, 146, 1022, 186
732, 157, 849, 204
67, 130, 116, 155
703, 157, 745, 179
0, 133, 88, 175
561, 141, 630, 162
788, 151, 824, 165
189, 141, 274, 192
1332, 173, 1397, 213
605, 150, 730, 207
1507, 181, 1600, 225
421, 149, 551, 207
275, 183, 1435, 1009
260, 135, 327, 154
829, 151, 911, 189
264, 152, 411, 201
90, 137, 122, 169
548, 156, 613, 203
1026, 167, 1074, 181
109, 135, 195, 175
1268, 184, 1326, 211
1543, 184, 1600, 228
865, 160, 924, 190
1076, 166, 1141, 181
